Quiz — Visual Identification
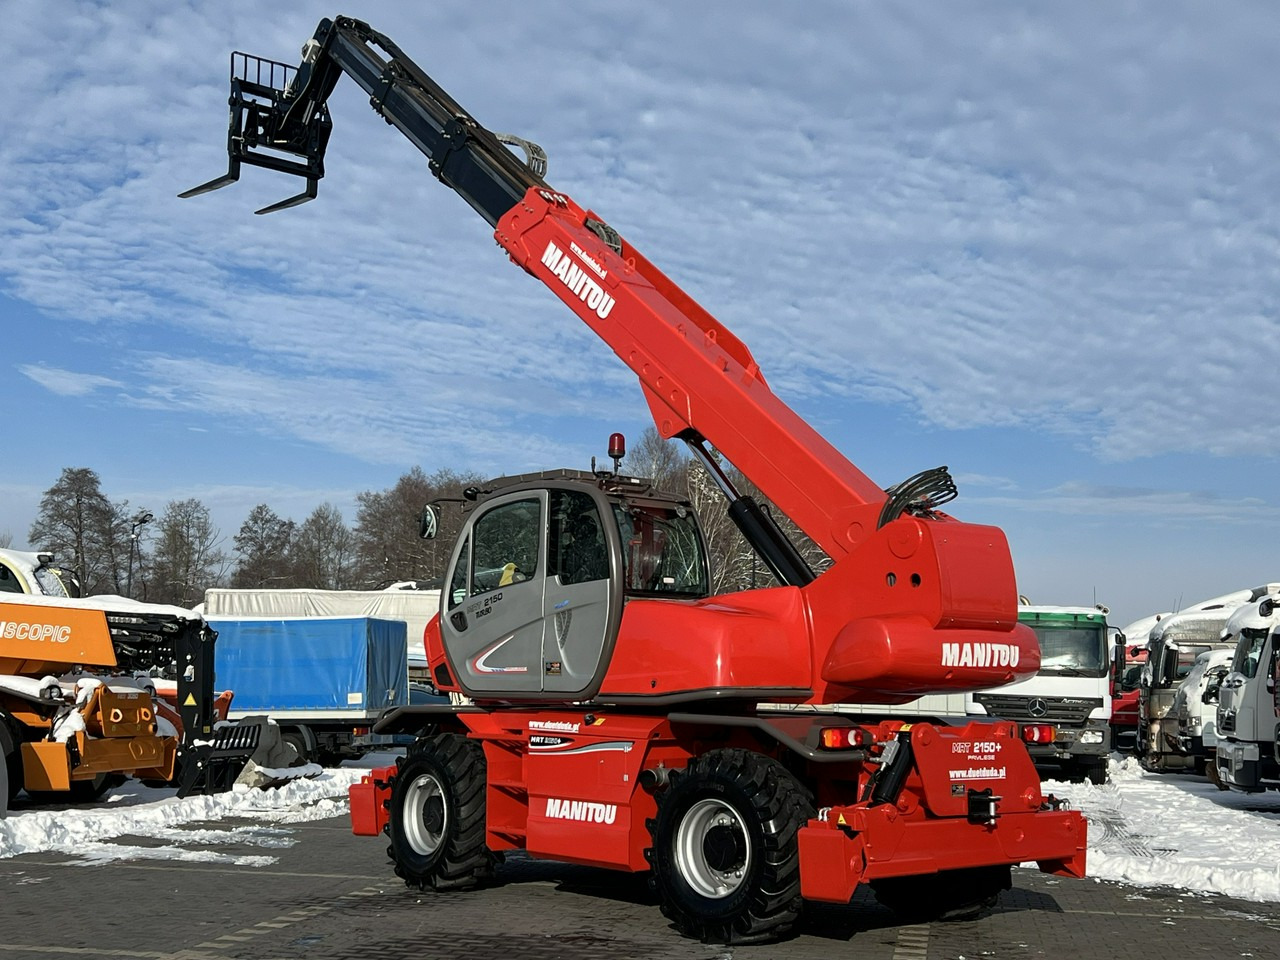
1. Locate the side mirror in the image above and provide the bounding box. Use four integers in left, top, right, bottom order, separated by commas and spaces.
419, 504, 440, 540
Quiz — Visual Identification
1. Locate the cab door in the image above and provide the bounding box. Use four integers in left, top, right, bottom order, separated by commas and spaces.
440, 493, 547, 695
541, 487, 615, 697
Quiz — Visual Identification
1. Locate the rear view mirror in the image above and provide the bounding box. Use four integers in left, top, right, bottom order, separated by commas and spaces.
420, 504, 440, 540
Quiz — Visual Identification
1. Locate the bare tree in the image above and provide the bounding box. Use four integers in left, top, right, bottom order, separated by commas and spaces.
232, 505, 296, 588
289, 503, 356, 589
150, 499, 229, 607
353, 467, 483, 586
0, 531, 11, 549
681, 449, 830, 595
627, 427, 686, 489
28, 467, 122, 594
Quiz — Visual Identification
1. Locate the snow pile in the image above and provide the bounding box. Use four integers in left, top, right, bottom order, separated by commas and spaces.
1041, 755, 1280, 902
0, 766, 368, 866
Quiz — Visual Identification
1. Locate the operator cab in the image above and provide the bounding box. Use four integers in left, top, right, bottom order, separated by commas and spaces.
424, 466, 710, 701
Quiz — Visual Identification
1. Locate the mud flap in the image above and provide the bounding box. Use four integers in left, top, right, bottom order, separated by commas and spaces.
175, 721, 262, 798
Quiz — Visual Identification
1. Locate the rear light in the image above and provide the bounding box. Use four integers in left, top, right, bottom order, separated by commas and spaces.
353, 726, 370, 736
819, 726, 873, 750
1021, 723, 1056, 744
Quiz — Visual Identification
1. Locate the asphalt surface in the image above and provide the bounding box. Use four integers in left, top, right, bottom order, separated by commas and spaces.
0, 811, 1276, 960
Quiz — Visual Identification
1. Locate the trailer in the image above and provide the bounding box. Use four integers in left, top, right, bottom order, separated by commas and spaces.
206, 616, 408, 765
202, 587, 439, 681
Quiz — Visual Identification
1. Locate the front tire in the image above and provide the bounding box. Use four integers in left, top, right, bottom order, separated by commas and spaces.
647, 749, 813, 944
386, 733, 495, 890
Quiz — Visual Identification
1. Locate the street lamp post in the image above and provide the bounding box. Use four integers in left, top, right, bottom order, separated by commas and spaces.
126, 510, 154, 598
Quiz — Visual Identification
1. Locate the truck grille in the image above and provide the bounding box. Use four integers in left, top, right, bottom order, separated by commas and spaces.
973, 694, 1103, 725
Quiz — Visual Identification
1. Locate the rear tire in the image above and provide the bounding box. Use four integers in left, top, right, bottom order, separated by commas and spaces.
281, 731, 311, 765
647, 748, 813, 944
871, 864, 1011, 922
386, 733, 495, 890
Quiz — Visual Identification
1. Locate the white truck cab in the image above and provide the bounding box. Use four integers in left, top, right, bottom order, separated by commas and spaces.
1171, 647, 1234, 775
1215, 596, 1280, 792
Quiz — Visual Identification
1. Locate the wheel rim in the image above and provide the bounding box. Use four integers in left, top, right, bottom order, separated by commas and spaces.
403, 772, 447, 857
675, 797, 751, 899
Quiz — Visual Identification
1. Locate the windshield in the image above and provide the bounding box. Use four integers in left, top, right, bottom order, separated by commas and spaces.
1028, 623, 1109, 677
33, 565, 71, 598
1231, 627, 1268, 679
612, 502, 708, 598
1164, 643, 1218, 685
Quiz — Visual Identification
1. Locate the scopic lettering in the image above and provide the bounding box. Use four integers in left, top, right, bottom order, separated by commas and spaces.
0, 621, 71, 643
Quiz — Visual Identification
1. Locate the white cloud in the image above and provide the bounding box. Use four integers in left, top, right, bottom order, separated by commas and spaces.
5, 1, 1279, 464
19, 365, 122, 397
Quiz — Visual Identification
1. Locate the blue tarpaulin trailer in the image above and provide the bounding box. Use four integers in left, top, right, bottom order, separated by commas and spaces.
208, 616, 409, 764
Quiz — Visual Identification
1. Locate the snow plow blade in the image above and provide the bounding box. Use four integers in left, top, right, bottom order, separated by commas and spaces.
175, 721, 262, 798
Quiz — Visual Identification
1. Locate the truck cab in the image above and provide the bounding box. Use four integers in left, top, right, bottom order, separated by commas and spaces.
1136, 587, 1280, 771
1111, 640, 1149, 753
1170, 647, 1234, 775
970, 605, 1113, 784
1215, 596, 1280, 791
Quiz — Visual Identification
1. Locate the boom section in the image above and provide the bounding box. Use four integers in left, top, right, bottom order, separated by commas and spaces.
181, 16, 964, 560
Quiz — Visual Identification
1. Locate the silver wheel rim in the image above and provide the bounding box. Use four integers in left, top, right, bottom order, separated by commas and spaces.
403, 772, 447, 856
675, 797, 751, 899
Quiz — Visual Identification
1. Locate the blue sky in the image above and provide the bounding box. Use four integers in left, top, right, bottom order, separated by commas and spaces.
4, 0, 1280, 629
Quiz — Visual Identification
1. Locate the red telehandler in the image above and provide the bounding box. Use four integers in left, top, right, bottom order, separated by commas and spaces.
183, 17, 1086, 943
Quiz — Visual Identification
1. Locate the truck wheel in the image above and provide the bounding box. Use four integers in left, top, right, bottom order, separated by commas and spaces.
68, 773, 121, 802
646, 749, 813, 944
282, 731, 311, 765
387, 733, 495, 890
871, 864, 1011, 922
0, 717, 21, 802
1074, 759, 1107, 785
3, 747, 18, 803
1205, 758, 1230, 791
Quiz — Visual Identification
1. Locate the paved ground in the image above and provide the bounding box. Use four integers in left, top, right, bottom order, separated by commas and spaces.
0, 813, 1276, 960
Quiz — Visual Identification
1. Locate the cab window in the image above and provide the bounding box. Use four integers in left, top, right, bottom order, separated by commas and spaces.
33, 566, 70, 597
612, 502, 708, 597
1232, 628, 1268, 679
471, 498, 540, 594
0, 563, 22, 594
448, 536, 472, 609
550, 489, 608, 585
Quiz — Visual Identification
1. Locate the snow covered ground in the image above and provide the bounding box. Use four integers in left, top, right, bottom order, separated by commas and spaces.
2, 753, 1278, 906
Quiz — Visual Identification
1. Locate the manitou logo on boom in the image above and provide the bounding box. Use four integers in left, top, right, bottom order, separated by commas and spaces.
545, 797, 618, 824
941, 642, 1020, 669
540, 241, 616, 319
